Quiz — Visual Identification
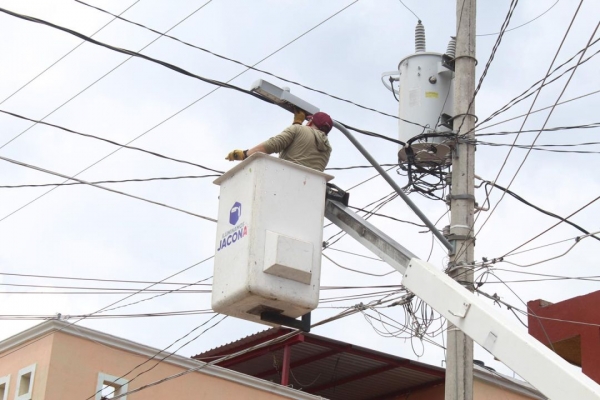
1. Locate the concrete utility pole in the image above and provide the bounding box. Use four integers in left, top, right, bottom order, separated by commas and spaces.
446, 0, 476, 399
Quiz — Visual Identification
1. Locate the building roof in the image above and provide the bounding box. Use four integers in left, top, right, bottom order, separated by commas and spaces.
193, 327, 545, 400
0, 321, 326, 400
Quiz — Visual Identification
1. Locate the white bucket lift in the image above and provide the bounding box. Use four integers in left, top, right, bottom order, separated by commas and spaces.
212, 153, 333, 328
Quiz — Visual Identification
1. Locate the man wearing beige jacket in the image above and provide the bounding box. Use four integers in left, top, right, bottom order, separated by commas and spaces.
225, 109, 333, 172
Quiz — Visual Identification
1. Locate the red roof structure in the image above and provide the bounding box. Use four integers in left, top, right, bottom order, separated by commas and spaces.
193, 327, 445, 400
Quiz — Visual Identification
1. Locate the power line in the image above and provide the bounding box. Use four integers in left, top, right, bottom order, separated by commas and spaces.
475, 36, 600, 130
320, 289, 406, 304
0, 281, 211, 292
87, 313, 226, 400
477, 89, 600, 131
475, 277, 600, 284
476, 178, 600, 243
325, 247, 384, 262
0, 0, 141, 107
475, 141, 600, 154
475, 15, 599, 240
476, 0, 559, 37
502, 233, 591, 257
74, 0, 424, 127
502, 193, 600, 258
0, 255, 214, 359
325, 163, 396, 171
0, 271, 207, 285
0, 107, 401, 176
323, 253, 395, 277
0, 155, 217, 222
0, 1, 369, 224
347, 165, 396, 191
0, 6, 276, 106
475, 273, 556, 352
455, 0, 519, 135
0, 174, 220, 189
452, 0, 586, 261
397, 0, 420, 21
346, 205, 425, 227
109, 331, 302, 399
340, 122, 407, 145
502, 231, 599, 268
476, 44, 600, 130
0, 1, 214, 150
0, 280, 399, 293
0, 269, 400, 291
0, 310, 215, 320
0, 2, 219, 224
475, 122, 600, 137
0, 291, 207, 295
101, 274, 213, 314
0, 108, 223, 173
111, 289, 417, 399
492, 268, 600, 282
476, 287, 600, 329
324, 191, 397, 248
473, 0, 518, 97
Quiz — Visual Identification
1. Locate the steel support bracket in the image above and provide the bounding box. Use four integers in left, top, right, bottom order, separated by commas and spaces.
441, 53, 456, 72
440, 113, 454, 130
326, 183, 350, 206
261, 312, 311, 332
448, 302, 471, 318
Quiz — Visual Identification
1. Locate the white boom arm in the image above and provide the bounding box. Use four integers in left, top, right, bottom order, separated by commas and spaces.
325, 200, 600, 400
403, 258, 600, 400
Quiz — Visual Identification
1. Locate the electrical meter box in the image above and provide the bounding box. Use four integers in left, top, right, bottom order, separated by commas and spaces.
212, 153, 333, 326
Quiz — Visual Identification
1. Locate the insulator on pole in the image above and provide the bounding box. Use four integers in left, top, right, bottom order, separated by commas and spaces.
446, 36, 456, 59
415, 21, 426, 52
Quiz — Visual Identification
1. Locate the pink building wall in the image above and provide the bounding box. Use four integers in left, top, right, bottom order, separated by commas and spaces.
44, 331, 296, 400
0, 322, 321, 400
0, 332, 54, 399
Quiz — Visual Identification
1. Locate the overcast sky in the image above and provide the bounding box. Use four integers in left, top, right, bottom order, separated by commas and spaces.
0, 0, 599, 385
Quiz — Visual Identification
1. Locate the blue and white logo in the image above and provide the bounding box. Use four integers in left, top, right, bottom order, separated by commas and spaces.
229, 202, 242, 225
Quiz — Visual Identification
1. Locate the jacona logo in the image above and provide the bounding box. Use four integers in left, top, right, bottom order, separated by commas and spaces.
217, 201, 248, 251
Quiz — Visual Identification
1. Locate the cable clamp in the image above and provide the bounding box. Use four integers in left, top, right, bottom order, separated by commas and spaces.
453, 55, 479, 65
447, 234, 475, 242
446, 194, 476, 201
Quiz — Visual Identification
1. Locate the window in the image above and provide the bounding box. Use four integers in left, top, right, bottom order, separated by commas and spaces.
0, 375, 9, 400
95, 373, 128, 400
15, 364, 35, 400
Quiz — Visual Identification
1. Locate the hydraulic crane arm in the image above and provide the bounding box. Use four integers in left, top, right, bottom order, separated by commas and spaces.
325, 199, 415, 274
325, 199, 600, 400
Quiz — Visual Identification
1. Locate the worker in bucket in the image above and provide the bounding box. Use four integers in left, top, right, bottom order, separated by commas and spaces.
225, 109, 333, 172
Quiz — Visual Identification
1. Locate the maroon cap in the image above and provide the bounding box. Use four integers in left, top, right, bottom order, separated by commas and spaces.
309, 112, 333, 134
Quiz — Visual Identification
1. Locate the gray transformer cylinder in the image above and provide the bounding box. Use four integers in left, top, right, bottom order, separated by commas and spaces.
397, 52, 454, 164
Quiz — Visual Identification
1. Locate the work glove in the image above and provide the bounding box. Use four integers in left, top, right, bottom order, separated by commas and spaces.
293, 107, 306, 125
225, 149, 247, 161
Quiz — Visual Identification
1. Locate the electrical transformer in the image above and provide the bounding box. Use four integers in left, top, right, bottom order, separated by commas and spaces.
383, 22, 456, 166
